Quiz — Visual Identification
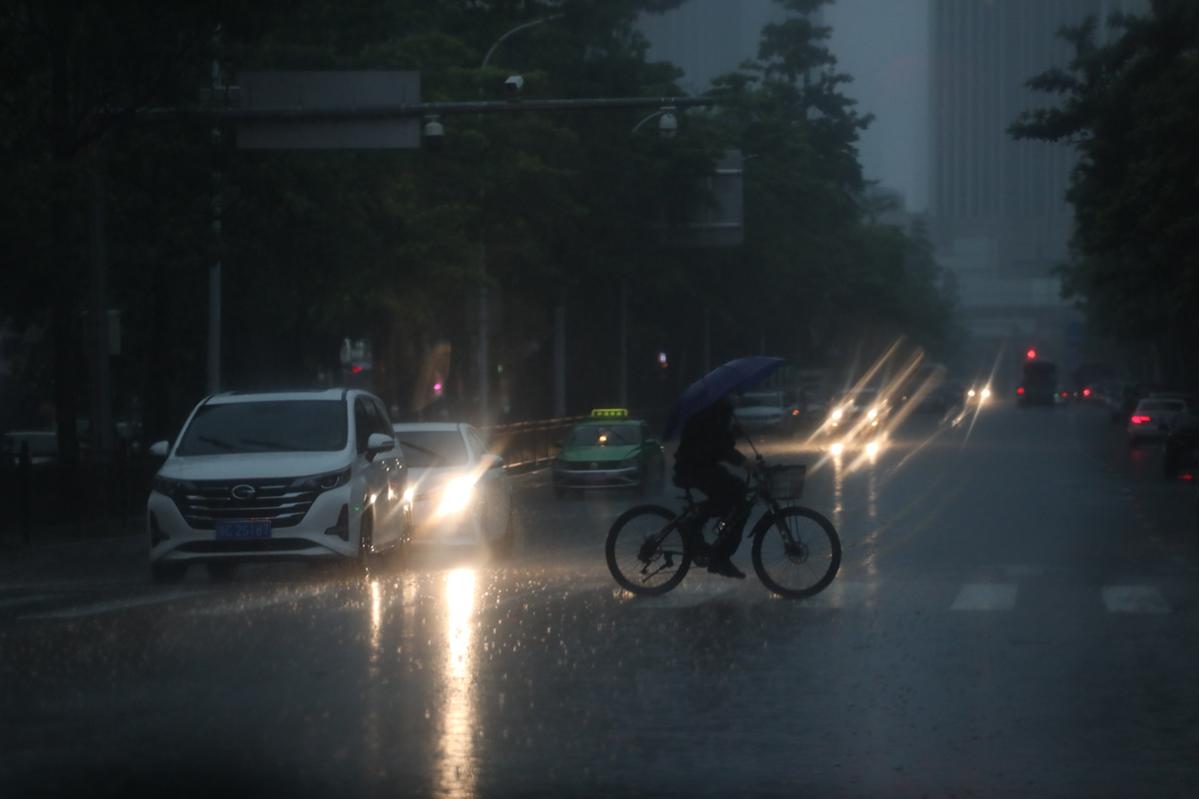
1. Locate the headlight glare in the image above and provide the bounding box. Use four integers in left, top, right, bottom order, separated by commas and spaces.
436, 476, 476, 516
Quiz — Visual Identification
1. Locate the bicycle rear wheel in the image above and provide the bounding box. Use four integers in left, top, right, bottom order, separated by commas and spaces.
605, 505, 692, 596
750, 506, 840, 598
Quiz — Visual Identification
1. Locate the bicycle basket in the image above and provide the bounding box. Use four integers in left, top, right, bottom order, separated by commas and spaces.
766, 464, 806, 500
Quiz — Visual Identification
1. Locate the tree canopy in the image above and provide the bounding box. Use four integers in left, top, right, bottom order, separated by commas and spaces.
1010, 0, 1199, 384
0, 0, 957, 452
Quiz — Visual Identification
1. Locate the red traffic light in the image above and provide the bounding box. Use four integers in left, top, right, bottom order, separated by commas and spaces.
1025, 348, 1037, 360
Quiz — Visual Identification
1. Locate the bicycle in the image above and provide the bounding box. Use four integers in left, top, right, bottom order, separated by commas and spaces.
604, 457, 841, 598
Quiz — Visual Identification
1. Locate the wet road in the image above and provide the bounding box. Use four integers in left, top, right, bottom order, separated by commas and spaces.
2, 403, 1198, 798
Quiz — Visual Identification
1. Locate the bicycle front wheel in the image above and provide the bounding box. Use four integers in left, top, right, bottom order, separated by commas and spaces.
605, 505, 692, 596
751, 506, 841, 598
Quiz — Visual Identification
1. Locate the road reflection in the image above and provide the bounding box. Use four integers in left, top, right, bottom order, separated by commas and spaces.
437, 568, 478, 798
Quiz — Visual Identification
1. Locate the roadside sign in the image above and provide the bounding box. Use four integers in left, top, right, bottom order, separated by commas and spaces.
237, 71, 421, 150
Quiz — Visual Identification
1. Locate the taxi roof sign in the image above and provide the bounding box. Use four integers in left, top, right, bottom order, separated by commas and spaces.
590, 408, 629, 418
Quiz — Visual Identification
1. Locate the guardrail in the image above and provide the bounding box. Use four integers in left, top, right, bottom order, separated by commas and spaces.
482, 415, 588, 471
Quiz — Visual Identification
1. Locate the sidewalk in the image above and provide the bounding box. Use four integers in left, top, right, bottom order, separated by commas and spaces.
0, 516, 145, 579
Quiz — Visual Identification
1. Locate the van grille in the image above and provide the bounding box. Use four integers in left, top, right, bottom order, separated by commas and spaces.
173, 480, 318, 530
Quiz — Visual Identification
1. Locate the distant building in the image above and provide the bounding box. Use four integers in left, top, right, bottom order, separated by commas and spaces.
638, 0, 798, 94
928, 0, 1146, 382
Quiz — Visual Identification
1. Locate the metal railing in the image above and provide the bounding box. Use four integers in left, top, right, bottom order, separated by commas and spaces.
482, 415, 588, 471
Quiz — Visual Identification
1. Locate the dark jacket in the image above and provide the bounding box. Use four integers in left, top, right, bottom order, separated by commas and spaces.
674, 399, 745, 483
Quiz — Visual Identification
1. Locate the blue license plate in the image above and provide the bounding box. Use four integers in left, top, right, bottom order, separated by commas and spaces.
214, 519, 272, 540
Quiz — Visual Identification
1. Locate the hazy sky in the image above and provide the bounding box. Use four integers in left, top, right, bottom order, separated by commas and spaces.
826, 0, 930, 211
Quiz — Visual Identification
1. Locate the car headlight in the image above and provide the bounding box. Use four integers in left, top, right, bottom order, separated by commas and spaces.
968, 388, 977, 398
151, 475, 184, 496
292, 467, 352, 493
436, 476, 476, 516
830, 408, 844, 422
981, 387, 992, 400
867, 407, 879, 420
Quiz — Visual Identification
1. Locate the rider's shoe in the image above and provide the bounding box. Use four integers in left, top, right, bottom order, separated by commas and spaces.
707, 557, 746, 580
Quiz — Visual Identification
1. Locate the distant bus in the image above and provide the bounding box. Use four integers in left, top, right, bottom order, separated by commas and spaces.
1018, 361, 1057, 406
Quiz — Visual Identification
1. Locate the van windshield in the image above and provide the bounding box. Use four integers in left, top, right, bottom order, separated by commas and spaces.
176, 401, 348, 455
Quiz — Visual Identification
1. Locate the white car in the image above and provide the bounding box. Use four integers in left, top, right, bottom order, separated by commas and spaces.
146, 389, 409, 582
392, 423, 514, 555
1127, 397, 1189, 445
734, 391, 788, 436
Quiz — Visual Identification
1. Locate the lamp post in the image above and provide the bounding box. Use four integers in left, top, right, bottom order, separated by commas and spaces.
474, 15, 563, 423
621, 105, 683, 407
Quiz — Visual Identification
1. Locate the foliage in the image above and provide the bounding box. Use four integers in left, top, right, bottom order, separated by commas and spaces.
0, 0, 958, 447
1010, 0, 1199, 383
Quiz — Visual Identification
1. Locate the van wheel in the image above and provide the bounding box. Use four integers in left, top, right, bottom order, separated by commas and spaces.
347, 510, 375, 577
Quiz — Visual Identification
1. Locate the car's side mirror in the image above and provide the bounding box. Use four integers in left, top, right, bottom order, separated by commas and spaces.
485, 453, 505, 470
149, 440, 170, 457
365, 433, 395, 461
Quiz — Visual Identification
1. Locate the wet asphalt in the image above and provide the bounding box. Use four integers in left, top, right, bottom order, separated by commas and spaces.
2, 402, 1198, 798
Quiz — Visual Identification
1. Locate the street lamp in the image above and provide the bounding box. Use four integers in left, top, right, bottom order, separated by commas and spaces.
618, 106, 685, 405
630, 106, 679, 139
472, 14, 564, 423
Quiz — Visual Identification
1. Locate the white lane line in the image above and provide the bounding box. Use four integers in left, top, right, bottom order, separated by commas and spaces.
1102, 585, 1170, 615
0, 594, 57, 610
801, 580, 876, 609
21, 590, 207, 621
950, 582, 1018, 612
624, 581, 743, 609
187, 586, 329, 617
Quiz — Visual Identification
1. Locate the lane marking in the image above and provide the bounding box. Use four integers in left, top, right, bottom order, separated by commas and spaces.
802, 580, 876, 609
0, 594, 57, 610
186, 585, 329, 617
21, 590, 207, 621
950, 582, 1018, 612
1102, 585, 1170, 615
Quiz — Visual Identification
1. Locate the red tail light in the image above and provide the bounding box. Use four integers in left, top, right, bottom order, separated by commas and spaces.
1180, 473, 1194, 482
1130, 415, 1152, 425
1016, 387, 1025, 396
1060, 391, 1069, 398
1082, 388, 1092, 398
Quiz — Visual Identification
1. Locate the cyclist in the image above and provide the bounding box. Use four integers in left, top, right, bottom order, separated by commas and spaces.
673, 396, 756, 579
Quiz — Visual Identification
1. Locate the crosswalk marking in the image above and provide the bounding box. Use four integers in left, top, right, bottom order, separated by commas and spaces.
950, 582, 1018, 612
1102, 585, 1170, 615
802, 580, 875, 609
21, 590, 206, 621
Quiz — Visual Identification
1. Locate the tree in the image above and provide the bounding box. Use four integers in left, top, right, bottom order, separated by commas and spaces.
1010, 0, 1199, 384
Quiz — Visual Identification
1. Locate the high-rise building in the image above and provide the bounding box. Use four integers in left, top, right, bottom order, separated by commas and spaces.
929, 0, 1145, 377
638, 0, 792, 94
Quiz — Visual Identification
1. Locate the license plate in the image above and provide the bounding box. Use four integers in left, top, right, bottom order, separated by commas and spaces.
214, 519, 272, 540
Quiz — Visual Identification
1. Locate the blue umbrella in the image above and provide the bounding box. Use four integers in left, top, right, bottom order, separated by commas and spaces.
663, 356, 784, 440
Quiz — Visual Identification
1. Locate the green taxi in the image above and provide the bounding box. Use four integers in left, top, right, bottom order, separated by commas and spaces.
552, 409, 666, 498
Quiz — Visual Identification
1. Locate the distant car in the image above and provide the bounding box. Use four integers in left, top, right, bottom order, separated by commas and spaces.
965, 383, 993, 406
552, 409, 665, 498
1, 431, 58, 467
734, 390, 788, 437
392, 422, 513, 555
146, 389, 409, 582
826, 389, 888, 431
1127, 397, 1189, 446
